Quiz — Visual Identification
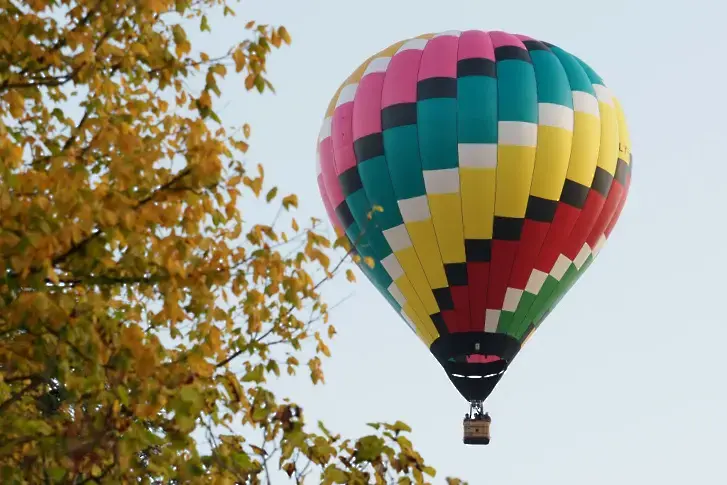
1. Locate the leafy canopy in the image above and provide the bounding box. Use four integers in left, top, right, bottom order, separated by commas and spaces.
0, 0, 467, 483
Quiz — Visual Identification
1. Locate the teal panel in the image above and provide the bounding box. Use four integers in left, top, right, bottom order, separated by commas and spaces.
382, 125, 426, 200
345, 220, 392, 289
575, 57, 604, 86
457, 76, 498, 144
529, 50, 573, 108
346, 189, 393, 259
496, 60, 538, 123
417, 98, 459, 170
357, 155, 405, 230
549, 45, 596, 95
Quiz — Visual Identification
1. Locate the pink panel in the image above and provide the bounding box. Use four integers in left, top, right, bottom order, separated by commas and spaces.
318, 138, 344, 207
331, 102, 357, 174
352, 72, 385, 140
458, 30, 495, 60
317, 176, 343, 232
381, 49, 422, 107
418, 35, 458, 79
466, 354, 501, 364
514, 34, 535, 42
488, 30, 527, 49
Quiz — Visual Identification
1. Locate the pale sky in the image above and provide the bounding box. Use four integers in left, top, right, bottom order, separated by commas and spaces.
194, 0, 727, 483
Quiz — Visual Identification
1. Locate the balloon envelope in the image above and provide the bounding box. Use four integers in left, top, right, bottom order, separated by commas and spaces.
315, 30, 632, 402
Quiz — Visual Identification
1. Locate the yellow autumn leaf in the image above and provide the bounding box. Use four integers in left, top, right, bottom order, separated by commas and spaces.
282, 194, 298, 210
345, 269, 356, 282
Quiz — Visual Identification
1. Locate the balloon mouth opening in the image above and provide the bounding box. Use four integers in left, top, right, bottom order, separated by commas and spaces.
447, 353, 503, 364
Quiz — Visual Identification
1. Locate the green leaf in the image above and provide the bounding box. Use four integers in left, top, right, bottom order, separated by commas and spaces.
322, 465, 348, 484
241, 364, 265, 383
47, 467, 66, 482
200, 15, 210, 32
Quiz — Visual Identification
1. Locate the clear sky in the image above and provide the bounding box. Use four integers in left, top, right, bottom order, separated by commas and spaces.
197, 0, 727, 482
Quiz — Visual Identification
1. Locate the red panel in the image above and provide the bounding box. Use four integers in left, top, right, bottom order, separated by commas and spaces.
466, 262, 490, 332
605, 173, 631, 237
534, 204, 581, 272
487, 240, 519, 310
441, 309, 459, 333
508, 220, 550, 289
564, 191, 606, 259
450, 286, 471, 333
586, 183, 624, 248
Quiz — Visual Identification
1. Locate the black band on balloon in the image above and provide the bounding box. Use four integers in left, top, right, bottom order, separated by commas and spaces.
430, 332, 521, 365
430, 332, 521, 402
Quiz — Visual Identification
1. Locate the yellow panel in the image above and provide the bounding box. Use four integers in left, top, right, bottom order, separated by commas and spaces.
566, 112, 600, 186
530, 126, 572, 200
395, 247, 440, 314
460, 167, 496, 239
428, 193, 466, 263
494, 146, 537, 218
395, 277, 436, 337
613, 98, 631, 162
595, 101, 618, 174
405, 220, 448, 288
403, 304, 435, 346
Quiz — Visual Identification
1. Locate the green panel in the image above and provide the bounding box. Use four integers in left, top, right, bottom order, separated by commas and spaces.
498, 291, 537, 337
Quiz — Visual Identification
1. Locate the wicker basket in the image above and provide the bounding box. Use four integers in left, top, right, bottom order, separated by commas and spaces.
463, 419, 491, 445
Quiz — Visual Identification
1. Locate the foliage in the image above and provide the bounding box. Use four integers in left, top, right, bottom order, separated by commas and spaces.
0, 0, 466, 483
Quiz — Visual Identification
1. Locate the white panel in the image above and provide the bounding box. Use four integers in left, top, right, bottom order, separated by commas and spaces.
484, 309, 501, 333
364, 57, 391, 76
498, 121, 538, 147
398, 195, 430, 222
538, 103, 574, 131
397, 38, 428, 53
525, 269, 548, 295
503, 287, 524, 312
572, 91, 600, 117
423, 168, 460, 194
458, 143, 497, 169
382, 224, 413, 251
335, 83, 358, 108
381, 253, 405, 280
550, 254, 572, 281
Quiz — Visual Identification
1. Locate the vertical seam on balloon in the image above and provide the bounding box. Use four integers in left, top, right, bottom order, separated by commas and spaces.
350, 54, 435, 343
451, 31, 473, 333
484, 29, 501, 332
412, 33, 451, 327
330, 64, 397, 315
376, 36, 443, 341
517, 47, 604, 339
495, 37, 541, 334
507, 42, 576, 338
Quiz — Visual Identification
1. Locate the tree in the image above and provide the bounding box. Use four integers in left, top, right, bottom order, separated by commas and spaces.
0, 0, 467, 483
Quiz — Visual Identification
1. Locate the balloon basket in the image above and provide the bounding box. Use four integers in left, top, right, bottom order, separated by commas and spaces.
463, 400, 491, 445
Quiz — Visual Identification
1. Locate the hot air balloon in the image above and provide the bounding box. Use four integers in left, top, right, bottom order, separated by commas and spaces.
315, 29, 632, 445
